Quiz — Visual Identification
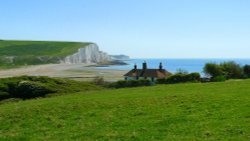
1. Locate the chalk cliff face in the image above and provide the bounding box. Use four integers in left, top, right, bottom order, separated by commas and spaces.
64, 44, 112, 64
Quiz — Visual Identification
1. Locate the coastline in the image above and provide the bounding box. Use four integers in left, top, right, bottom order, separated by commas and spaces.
0, 63, 127, 82
1, 58, 250, 81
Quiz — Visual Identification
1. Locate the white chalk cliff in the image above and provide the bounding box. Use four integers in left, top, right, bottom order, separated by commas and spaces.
64, 43, 112, 64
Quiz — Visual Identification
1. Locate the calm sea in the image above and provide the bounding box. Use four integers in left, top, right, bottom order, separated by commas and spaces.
98, 58, 250, 75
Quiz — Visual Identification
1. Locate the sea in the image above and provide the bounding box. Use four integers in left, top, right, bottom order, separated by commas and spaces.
98, 58, 250, 75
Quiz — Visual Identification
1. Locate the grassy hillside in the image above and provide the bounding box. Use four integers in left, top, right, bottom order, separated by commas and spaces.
0, 76, 103, 101
0, 80, 249, 140
0, 40, 91, 68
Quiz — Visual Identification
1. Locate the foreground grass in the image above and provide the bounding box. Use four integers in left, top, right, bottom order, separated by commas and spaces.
0, 80, 250, 140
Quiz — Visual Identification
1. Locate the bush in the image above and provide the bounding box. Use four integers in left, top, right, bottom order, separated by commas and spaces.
0, 92, 10, 100
243, 65, 250, 78
220, 61, 243, 79
203, 63, 223, 78
109, 79, 151, 88
211, 76, 226, 82
9, 81, 54, 99
2, 76, 57, 99
203, 62, 244, 79
166, 74, 187, 83
156, 78, 167, 84
157, 73, 201, 84
0, 76, 102, 101
187, 73, 200, 81
0, 83, 8, 92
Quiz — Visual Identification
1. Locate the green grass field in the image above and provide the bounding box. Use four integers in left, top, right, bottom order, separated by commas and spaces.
0, 80, 250, 141
0, 40, 91, 68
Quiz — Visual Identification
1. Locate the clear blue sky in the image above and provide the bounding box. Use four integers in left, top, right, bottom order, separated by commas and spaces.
1, 0, 250, 58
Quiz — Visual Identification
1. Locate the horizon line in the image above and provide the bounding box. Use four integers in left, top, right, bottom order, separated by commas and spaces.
131, 58, 250, 60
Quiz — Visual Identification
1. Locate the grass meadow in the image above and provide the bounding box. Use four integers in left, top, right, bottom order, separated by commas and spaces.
0, 80, 249, 140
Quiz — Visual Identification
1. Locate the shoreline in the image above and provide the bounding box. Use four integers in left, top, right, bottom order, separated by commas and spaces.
0, 63, 127, 82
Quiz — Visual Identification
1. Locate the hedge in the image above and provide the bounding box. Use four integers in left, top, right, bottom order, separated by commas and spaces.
157, 73, 201, 84
108, 79, 152, 88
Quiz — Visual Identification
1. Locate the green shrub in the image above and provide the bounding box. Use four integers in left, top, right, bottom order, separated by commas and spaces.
157, 72, 201, 84
109, 79, 151, 88
166, 74, 186, 83
6, 81, 19, 96
0, 83, 8, 92
0, 76, 102, 101
211, 76, 226, 82
157, 73, 201, 84
187, 73, 201, 82
203, 62, 244, 79
243, 65, 250, 78
10, 81, 54, 99
203, 63, 223, 78
0, 92, 10, 100
157, 78, 167, 84
220, 61, 243, 79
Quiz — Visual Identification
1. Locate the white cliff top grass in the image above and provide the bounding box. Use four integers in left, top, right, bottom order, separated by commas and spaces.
0, 40, 93, 68
0, 40, 92, 57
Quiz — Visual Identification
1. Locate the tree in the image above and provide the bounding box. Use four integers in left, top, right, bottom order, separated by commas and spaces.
220, 61, 243, 79
203, 63, 223, 78
243, 65, 250, 78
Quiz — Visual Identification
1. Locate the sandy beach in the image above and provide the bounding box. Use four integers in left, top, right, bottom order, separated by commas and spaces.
0, 64, 127, 82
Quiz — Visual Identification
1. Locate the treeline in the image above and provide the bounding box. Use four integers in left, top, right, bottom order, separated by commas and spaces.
204, 61, 250, 81
157, 73, 200, 84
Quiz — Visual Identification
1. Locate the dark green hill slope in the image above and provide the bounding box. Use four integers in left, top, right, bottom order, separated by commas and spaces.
0, 40, 91, 68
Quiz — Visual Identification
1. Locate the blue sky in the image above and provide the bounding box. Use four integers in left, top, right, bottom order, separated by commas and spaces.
1, 0, 250, 58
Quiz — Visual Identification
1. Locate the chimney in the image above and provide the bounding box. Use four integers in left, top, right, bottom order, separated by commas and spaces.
159, 62, 163, 70
142, 61, 147, 70
134, 64, 137, 70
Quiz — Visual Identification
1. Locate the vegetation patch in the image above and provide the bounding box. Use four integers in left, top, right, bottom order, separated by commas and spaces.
157, 73, 200, 84
108, 79, 152, 88
203, 61, 250, 81
0, 76, 103, 100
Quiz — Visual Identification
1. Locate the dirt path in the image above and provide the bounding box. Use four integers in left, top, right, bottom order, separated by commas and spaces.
0, 64, 127, 81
